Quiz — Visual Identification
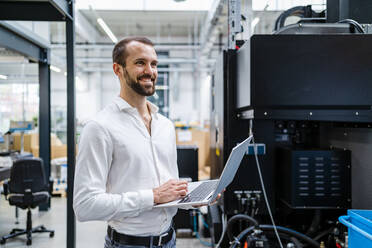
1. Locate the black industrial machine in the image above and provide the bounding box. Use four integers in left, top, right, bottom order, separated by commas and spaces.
209, 1, 372, 247
210, 49, 267, 217
277, 147, 351, 209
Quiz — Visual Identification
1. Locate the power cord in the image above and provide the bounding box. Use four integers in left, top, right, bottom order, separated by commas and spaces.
211, 129, 283, 248
193, 211, 213, 247
215, 212, 227, 248
197, 210, 210, 229
230, 224, 319, 248
252, 136, 284, 248
338, 19, 365, 33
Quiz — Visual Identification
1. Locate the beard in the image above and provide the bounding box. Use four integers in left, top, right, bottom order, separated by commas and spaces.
123, 68, 156, 96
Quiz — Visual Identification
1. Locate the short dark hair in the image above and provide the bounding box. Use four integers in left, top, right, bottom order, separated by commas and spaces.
112, 37, 154, 66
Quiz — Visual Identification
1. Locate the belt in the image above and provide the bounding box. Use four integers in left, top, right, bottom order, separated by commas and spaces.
107, 226, 174, 247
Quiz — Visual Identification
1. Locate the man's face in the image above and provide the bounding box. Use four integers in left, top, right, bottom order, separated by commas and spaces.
121, 41, 158, 96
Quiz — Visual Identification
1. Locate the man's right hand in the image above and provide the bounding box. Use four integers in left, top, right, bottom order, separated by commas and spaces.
152, 179, 188, 204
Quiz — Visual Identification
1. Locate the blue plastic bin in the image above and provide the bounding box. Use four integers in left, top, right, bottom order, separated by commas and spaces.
339, 210, 372, 247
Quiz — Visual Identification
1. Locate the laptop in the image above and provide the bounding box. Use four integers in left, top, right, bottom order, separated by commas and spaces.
154, 135, 253, 208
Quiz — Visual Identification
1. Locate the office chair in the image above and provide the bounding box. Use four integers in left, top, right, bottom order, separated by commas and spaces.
1, 158, 54, 246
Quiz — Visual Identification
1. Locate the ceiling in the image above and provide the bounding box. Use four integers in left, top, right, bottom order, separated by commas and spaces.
82, 10, 208, 40
50, 9, 214, 44
48, 7, 229, 73
1, 6, 284, 80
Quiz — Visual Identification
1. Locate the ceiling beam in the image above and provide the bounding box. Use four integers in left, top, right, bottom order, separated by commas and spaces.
75, 10, 100, 43
199, 0, 226, 55
0, 0, 72, 21
0, 21, 50, 63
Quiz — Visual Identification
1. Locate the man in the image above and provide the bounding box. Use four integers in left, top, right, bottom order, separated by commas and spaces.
73, 37, 188, 248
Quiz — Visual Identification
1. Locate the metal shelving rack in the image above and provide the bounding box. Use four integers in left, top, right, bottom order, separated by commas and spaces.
0, 1, 76, 247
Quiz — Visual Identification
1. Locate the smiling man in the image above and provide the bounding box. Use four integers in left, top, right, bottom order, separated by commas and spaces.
73, 37, 188, 248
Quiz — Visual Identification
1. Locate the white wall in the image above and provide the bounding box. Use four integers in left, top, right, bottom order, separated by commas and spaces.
199, 73, 211, 126
169, 71, 198, 121
101, 72, 120, 108
51, 72, 111, 123
167, 49, 211, 123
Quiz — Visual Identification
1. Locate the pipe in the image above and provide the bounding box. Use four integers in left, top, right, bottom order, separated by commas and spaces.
226, 214, 259, 241
306, 209, 322, 237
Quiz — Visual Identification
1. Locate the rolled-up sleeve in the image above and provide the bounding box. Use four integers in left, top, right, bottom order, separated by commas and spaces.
73, 121, 154, 222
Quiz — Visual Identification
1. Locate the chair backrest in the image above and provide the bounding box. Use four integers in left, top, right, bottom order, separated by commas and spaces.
9, 158, 47, 194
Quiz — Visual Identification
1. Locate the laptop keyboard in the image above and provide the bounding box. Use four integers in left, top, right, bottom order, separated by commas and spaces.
178, 181, 219, 203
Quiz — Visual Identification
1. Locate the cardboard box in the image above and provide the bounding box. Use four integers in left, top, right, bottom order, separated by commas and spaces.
12, 133, 63, 152
199, 166, 210, 180
12, 133, 38, 152
31, 144, 76, 160
176, 128, 211, 172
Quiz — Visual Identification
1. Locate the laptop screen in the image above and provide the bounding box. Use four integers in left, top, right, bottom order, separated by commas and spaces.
210, 135, 252, 201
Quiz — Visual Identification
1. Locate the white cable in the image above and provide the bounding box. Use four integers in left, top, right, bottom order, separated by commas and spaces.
252, 136, 284, 248
215, 212, 227, 248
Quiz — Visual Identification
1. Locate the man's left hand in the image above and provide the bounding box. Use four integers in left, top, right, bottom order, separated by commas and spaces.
192, 191, 223, 208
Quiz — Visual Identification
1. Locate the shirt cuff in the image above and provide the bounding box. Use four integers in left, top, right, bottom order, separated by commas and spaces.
138, 189, 154, 211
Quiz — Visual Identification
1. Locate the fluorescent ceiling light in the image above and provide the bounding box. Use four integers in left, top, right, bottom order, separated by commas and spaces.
97, 18, 118, 43
251, 17, 260, 30
50, 65, 62, 73
0, 74, 7, 80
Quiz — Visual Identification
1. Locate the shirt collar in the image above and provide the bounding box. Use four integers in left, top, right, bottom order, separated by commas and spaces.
146, 100, 159, 114
114, 96, 159, 116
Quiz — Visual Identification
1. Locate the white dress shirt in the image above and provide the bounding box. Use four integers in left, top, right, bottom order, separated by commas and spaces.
73, 96, 179, 236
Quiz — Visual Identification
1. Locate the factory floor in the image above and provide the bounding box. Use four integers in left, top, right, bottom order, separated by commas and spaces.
0, 196, 209, 248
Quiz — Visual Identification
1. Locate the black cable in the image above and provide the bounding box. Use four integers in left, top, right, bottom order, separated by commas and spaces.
251, 137, 283, 248
289, 237, 304, 248
306, 209, 322, 236
274, 6, 307, 31
338, 19, 365, 33
229, 224, 319, 248
229, 226, 255, 248
313, 227, 334, 241
250, 198, 256, 217
245, 197, 251, 215
261, 232, 303, 247
226, 214, 259, 241
274, 5, 326, 32
231, 229, 298, 248
259, 225, 319, 248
